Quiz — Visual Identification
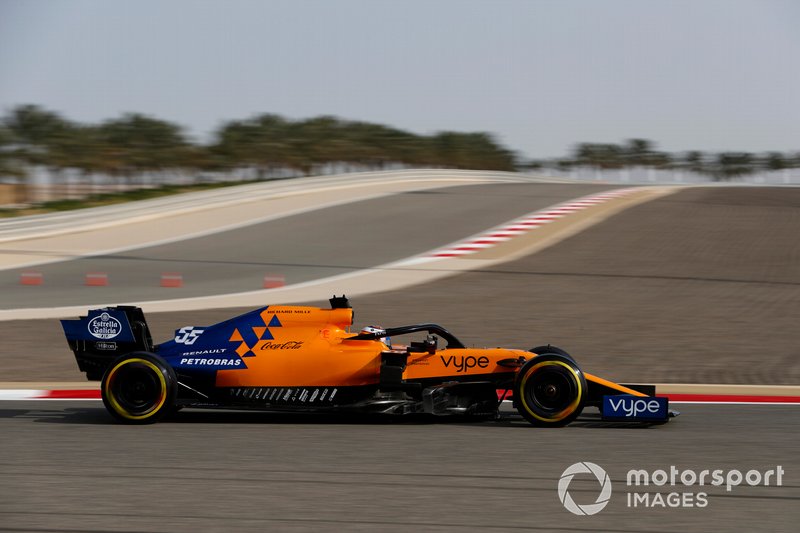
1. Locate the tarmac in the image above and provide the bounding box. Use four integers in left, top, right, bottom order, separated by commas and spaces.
3, 184, 797, 385
1, 176, 798, 532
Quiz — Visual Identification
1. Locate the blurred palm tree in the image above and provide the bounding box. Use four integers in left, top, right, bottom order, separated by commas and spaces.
98, 113, 190, 184
213, 114, 298, 177
5, 104, 797, 195
683, 151, 705, 174
574, 143, 624, 169
0, 125, 26, 181
3, 104, 74, 175
624, 138, 653, 166
714, 152, 755, 181
763, 152, 787, 172
624, 139, 672, 168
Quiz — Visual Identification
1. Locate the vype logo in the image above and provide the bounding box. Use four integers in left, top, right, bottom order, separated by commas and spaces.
440, 355, 489, 373
602, 395, 668, 421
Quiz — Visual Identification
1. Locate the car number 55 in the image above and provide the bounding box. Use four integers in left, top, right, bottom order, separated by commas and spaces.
175, 326, 204, 345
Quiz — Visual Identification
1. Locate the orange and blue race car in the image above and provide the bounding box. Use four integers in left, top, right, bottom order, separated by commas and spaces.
61, 296, 676, 426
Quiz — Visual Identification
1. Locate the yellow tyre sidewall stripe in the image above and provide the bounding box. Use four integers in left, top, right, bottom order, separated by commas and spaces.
519, 360, 582, 423
105, 358, 168, 421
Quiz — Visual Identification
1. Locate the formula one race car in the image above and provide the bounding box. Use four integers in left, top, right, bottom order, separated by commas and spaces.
61, 296, 673, 426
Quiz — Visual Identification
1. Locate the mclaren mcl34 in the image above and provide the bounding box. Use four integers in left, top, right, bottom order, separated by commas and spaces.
62, 296, 676, 426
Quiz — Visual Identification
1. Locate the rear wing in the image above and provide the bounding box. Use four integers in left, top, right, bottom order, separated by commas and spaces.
61, 306, 154, 380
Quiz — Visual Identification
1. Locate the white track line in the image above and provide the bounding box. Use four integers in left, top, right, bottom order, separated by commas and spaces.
0, 390, 42, 400
0, 169, 537, 244
0, 186, 675, 320
3, 393, 797, 405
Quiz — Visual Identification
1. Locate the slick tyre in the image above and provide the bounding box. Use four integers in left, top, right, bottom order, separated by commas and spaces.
514, 354, 586, 427
101, 352, 177, 424
529, 345, 576, 364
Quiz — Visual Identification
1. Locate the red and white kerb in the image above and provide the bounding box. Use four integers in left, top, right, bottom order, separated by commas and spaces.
430, 188, 639, 258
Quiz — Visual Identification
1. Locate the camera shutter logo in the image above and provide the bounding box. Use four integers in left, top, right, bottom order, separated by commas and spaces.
558, 462, 612, 516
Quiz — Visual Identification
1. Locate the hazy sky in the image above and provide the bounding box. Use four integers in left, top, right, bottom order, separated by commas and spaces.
1, 0, 798, 159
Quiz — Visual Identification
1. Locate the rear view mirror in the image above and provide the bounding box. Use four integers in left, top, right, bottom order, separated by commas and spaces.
425, 334, 438, 354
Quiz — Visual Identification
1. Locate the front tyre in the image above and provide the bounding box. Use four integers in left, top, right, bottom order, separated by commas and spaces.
101, 352, 177, 424
514, 354, 586, 427
529, 345, 576, 364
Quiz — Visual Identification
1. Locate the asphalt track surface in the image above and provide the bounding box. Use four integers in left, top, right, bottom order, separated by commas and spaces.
345, 186, 800, 386
1, 183, 799, 531
0, 401, 797, 532
0, 183, 616, 308
4, 185, 797, 384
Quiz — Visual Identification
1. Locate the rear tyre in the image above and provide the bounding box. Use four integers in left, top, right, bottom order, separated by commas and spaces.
514, 354, 586, 427
101, 352, 177, 424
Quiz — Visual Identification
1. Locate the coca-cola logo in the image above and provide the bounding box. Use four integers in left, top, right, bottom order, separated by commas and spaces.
259, 341, 304, 350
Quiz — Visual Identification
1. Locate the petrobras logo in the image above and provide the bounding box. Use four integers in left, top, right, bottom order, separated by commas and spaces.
179, 357, 242, 366
176, 353, 245, 369
87, 312, 122, 340
558, 462, 612, 516
602, 395, 668, 422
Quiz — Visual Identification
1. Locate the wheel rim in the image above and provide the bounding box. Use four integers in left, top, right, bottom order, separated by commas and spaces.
105, 359, 167, 419
520, 360, 582, 422
530, 369, 575, 411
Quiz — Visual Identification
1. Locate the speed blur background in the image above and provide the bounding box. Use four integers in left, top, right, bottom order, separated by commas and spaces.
2, 0, 800, 207
1, 1, 799, 532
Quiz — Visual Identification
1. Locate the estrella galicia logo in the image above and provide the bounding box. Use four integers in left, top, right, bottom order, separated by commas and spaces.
558, 462, 612, 516
87, 312, 122, 340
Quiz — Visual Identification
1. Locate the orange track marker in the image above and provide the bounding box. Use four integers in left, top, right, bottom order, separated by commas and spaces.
85, 272, 108, 286
263, 274, 285, 289
20, 272, 44, 286
160, 273, 184, 288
